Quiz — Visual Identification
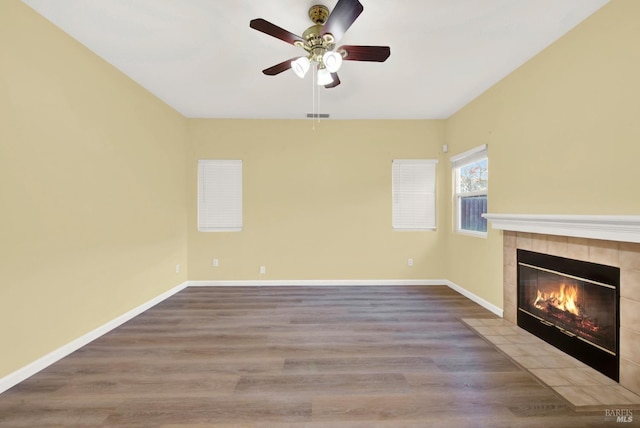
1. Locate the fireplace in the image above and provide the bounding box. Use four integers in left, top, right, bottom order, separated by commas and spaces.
517, 249, 620, 381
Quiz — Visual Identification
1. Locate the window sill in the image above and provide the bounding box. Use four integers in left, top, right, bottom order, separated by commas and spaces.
455, 229, 488, 238
393, 228, 437, 232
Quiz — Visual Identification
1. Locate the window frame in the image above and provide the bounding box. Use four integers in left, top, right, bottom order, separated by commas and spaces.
391, 159, 439, 231
451, 145, 488, 237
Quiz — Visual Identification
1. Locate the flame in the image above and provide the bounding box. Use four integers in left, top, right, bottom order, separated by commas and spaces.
533, 283, 580, 316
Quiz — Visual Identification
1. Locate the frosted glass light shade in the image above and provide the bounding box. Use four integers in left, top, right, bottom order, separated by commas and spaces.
322, 51, 343, 73
317, 68, 334, 86
291, 57, 310, 78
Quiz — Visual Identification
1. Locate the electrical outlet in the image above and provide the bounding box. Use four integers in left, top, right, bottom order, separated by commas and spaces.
213, 259, 219, 267
175, 264, 180, 273
260, 266, 266, 275
408, 258, 414, 267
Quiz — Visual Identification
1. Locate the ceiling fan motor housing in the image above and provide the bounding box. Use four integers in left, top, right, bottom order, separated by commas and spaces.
300, 24, 335, 65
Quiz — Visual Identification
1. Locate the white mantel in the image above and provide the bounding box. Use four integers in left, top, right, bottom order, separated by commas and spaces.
483, 213, 640, 243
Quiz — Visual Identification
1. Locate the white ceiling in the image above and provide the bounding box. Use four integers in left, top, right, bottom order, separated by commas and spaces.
22, 0, 609, 120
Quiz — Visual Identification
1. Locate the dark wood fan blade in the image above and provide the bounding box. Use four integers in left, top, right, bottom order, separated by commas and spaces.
339, 45, 391, 62
250, 18, 304, 45
322, 0, 363, 42
262, 58, 299, 76
324, 73, 341, 89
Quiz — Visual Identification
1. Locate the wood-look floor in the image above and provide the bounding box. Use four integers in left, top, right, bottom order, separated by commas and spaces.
0, 285, 616, 427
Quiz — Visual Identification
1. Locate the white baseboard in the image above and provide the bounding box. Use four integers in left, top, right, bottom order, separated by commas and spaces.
1, 278, 503, 394
0, 281, 189, 395
188, 279, 447, 287
444, 280, 504, 317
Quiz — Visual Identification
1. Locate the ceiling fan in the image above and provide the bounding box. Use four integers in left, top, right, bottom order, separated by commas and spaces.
249, 0, 390, 89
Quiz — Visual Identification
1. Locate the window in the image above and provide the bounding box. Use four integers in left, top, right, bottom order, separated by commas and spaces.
392, 159, 438, 230
451, 145, 488, 236
198, 160, 242, 232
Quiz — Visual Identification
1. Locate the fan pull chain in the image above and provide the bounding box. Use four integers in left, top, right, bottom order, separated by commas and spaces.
312, 65, 316, 131
317, 79, 321, 125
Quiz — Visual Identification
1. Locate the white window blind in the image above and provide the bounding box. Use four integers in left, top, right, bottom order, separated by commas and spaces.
392, 159, 438, 230
198, 160, 242, 232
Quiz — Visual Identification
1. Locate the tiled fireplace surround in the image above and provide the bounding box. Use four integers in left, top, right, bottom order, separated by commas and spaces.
499, 227, 640, 397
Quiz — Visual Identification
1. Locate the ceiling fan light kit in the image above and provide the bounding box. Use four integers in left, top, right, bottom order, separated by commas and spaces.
250, 0, 390, 89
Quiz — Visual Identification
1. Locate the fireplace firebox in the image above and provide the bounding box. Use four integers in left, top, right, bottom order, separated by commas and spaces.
517, 249, 620, 381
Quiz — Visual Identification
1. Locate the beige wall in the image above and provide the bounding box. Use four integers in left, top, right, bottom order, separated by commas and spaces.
444, 0, 640, 308
0, 1, 188, 378
187, 119, 447, 281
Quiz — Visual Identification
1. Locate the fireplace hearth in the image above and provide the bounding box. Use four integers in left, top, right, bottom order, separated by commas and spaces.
517, 249, 620, 381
